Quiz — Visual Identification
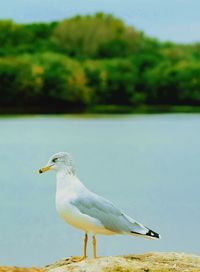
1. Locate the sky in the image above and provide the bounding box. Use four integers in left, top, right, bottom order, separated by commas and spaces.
0, 0, 200, 43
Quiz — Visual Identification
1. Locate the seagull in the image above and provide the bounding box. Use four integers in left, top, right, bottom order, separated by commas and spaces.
39, 152, 160, 261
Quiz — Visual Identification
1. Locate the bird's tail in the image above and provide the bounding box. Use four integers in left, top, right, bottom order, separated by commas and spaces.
124, 214, 161, 240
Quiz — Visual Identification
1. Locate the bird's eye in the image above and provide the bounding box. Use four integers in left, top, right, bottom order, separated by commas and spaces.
52, 158, 58, 163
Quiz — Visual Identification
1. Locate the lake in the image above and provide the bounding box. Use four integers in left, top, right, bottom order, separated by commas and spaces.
0, 114, 199, 267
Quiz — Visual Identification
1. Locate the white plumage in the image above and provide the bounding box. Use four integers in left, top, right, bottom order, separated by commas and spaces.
39, 152, 160, 260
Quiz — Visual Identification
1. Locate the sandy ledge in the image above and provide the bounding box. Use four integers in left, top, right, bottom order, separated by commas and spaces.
2, 252, 200, 272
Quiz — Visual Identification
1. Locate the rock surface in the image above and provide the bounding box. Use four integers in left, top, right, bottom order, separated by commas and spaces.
44, 252, 200, 272
0, 267, 42, 272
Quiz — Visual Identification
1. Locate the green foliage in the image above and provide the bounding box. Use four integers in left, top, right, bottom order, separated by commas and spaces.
0, 13, 200, 112
0, 57, 41, 105
84, 58, 138, 104
0, 53, 92, 107
0, 20, 57, 55
145, 59, 200, 104
52, 13, 142, 58
39, 53, 91, 105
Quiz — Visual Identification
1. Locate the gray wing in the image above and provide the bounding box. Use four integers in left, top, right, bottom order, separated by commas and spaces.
71, 191, 148, 234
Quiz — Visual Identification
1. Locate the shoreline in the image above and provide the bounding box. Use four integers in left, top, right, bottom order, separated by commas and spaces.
1, 105, 200, 115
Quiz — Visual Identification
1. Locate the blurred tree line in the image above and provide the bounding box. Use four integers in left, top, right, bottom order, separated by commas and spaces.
0, 13, 200, 112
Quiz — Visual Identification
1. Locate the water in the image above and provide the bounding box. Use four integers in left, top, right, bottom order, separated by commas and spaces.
0, 114, 199, 267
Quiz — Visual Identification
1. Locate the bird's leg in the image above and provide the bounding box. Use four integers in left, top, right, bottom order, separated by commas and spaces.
71, 233, 88, 262
92, 235, 97, 259
83, 233, 88, 259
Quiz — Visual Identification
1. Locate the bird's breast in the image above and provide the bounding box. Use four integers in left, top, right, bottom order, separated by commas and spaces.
55, 190, 75, 219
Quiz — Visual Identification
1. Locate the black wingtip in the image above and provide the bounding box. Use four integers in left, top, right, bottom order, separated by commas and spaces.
146, 229, 161, 239
131, 228, 161, 239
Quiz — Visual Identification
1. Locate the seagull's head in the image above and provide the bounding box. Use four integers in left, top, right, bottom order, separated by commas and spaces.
39, 152, 75, 175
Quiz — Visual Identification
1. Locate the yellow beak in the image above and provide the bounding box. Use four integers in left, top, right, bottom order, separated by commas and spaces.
39, 165, 51, 174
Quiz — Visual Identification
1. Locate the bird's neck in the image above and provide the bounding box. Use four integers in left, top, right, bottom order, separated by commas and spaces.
56, 171, 85, 193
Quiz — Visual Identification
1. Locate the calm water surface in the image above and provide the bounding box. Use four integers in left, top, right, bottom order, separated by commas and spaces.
0, 114, 199, 266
